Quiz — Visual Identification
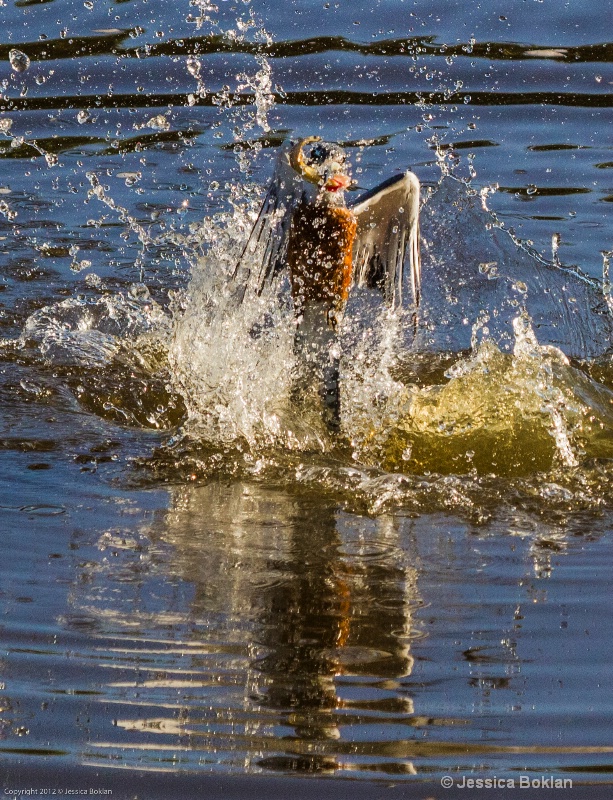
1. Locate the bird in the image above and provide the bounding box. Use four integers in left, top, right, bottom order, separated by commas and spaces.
232, 136, 421, 429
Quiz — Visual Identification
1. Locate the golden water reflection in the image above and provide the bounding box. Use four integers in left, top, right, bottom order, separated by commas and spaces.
47, 482, 613, 780
81, 482, 426, 774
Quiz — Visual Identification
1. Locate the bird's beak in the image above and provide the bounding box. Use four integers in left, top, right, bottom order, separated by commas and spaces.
289, 136, 322, 185
324, 173, 353, 192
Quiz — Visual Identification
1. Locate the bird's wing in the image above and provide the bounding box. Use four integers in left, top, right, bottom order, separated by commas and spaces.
231, 146, 306, 303
350, 171, 420, 310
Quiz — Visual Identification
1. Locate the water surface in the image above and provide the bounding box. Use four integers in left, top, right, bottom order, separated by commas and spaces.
0, 0, 612, 794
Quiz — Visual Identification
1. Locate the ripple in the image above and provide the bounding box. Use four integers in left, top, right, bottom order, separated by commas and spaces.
1, 503, 67, 515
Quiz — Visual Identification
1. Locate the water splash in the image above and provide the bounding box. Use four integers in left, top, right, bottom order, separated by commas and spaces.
0, 116, 58, 168
340, 303, 411, 466
168, 207, 315, 449
603, 249, 613, 315
8, 49, 30, 74
376, 305, 613, 479
85, 172, 153, 281
236, 53, 275, 135
184, 0, 275, 161
511, 314, 579, 468
19, 285, 170, 368
160, 164, 613, 483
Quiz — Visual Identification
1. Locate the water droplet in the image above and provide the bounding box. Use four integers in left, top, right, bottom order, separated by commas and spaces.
71, 259, 92, 273
9, 49, 30, 73
117, 171, 142, 187
0, 200, 16, 220
85, 272, 102, 288
129, 283, 150, 301
145, 114, 170, 131
186, 56, 201, 78
77, 110, 90, 124
526, 184, 538, 195
0, 118, 13, 134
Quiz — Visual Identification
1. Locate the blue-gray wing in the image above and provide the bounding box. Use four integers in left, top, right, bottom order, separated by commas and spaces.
350, 171, 421, 310
231, 146, 305, 303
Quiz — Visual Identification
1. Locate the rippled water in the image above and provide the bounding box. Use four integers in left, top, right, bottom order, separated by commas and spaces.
0, 0, 612, 794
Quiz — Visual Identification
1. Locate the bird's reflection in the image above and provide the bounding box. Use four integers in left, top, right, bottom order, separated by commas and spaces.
137, 481, 420, 773
60, 485, 593, 776
249, 499, 415, 749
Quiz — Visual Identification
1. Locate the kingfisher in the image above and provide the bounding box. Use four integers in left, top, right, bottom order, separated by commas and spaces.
233, 136, 421, 428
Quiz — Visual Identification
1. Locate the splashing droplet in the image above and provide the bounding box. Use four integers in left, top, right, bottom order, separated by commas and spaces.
117, 172, 142, 187
0, 200, 17, 220
144, 115, 170, 131
9, 49, 30, 73
186, 56, 201, 79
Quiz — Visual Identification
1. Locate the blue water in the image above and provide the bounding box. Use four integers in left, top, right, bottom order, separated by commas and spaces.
0, 0, 612, 793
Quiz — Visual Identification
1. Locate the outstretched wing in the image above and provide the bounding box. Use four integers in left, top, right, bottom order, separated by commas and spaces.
350, 171, 420, 310
231, 145, 307, 303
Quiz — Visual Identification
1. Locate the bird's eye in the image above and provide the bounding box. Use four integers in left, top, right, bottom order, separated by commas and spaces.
309, 144, 329, 164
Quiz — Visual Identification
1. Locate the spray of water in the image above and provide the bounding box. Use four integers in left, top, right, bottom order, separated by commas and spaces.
8, 0, 613, 499
168, 234, 300, 448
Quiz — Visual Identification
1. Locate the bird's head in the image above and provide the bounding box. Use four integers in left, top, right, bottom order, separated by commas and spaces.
289, 136, 355, 195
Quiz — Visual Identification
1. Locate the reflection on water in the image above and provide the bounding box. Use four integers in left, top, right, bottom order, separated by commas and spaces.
0, 477, 612, 781
1, 0, 613, 788
74, 483, 422, 775
0, 482, 587, 780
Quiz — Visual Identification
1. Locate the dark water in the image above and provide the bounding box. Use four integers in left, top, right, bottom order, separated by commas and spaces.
0, 0, 612, 794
